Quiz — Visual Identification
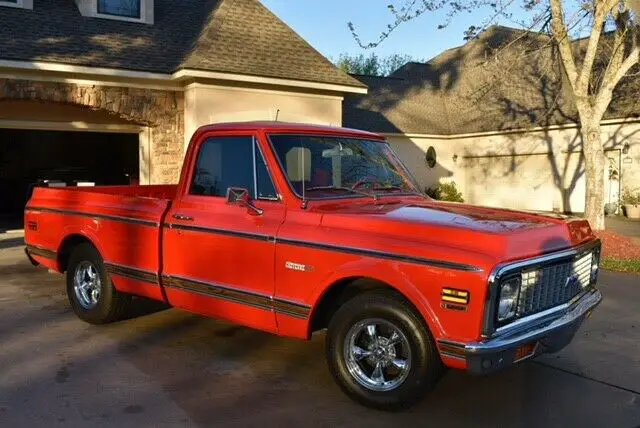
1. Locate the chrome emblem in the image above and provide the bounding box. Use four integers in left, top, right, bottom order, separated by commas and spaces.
285, 261, 313, 272
565, 273, 579, 289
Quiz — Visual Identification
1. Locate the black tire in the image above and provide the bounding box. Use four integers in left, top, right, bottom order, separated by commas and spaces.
326, 290, 444, 411
66, 243, 131, 324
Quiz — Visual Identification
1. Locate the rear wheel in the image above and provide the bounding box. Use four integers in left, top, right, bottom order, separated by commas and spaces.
66, 243, 131, 324
326, 290, 444, 410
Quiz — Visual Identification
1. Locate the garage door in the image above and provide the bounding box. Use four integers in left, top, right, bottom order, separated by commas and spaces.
464, 154, 555, 211
0, 129, 138, 230
464, 150, 620, 214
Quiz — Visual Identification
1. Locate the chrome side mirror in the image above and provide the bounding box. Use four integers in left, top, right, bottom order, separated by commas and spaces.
226, 187, 263, 215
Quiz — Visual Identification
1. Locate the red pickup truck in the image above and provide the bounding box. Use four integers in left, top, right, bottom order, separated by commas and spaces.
24, 122, 602, 410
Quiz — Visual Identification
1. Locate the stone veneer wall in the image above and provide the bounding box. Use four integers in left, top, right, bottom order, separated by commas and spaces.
0, 79, 184, 184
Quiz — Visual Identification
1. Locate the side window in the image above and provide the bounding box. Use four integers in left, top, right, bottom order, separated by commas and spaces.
191, 136, 254, 197
191, 135, 278, 200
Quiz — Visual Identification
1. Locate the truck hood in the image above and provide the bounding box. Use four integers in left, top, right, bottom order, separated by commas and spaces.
313, 199, 595, 265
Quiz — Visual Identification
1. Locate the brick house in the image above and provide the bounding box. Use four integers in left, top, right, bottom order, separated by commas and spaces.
0, 0, 365, 226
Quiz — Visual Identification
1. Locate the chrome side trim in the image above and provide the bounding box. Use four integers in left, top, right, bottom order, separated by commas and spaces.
439, 351, 466, 361
26, 206, 158, 227
482, 239, 601, 337
162, 274, 311, 319
277, 237, 482, 272
25, 244, 57, 260
163, 223, 275, 242
104, 262, 159, 285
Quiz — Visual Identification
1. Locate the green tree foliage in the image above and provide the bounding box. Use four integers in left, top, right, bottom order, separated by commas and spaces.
426, 181, 465, 202
335, 52, 424, 76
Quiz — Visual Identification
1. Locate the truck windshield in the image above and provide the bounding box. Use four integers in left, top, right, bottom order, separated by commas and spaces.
269, 134, 421, 200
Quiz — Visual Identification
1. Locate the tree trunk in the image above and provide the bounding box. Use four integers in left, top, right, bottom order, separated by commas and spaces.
582, 122, 606, 230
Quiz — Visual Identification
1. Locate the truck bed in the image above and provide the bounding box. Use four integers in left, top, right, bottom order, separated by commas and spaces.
24, 184, 177, 301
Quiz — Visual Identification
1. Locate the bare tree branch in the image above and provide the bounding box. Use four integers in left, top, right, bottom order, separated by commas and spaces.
549, 0, 580, 93
595, 45, 640, 116
577, 0, 618, 94
599, 7, 629, 93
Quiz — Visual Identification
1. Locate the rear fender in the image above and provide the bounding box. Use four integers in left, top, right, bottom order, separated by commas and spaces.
56, 225, 104, 272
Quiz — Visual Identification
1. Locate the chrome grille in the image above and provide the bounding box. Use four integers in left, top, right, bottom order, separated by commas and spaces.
517, 251, 593, 318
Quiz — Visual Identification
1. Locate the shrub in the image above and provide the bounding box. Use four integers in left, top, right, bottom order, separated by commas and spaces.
621, 187, 640, 206
426, 181, 464, 203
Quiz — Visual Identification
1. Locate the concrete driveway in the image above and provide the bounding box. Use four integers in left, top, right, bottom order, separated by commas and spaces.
0, 242, 639, 428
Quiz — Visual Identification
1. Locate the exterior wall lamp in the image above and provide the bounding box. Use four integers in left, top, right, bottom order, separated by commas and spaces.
622, 143, 630, 154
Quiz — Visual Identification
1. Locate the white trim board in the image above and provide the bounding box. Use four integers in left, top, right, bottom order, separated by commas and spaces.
0, 72, 184, 92
0, 119, 143, 133
175, 69, 367, 94
184, 82, 344, 101
0, 59, 172, 81
0, 59, 367, 95
381, 117, 640, 140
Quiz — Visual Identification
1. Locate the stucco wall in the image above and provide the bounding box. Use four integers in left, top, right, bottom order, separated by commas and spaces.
387, 121, 640, 213
184, 84, 343, 147
387, 135, 462, 192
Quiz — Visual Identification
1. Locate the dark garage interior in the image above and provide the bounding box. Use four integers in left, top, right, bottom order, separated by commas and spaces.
0, 129, 139, 230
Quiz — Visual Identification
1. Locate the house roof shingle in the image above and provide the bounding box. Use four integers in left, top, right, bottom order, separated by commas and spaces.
344, 25, 640, 134
0, 0, 365, 89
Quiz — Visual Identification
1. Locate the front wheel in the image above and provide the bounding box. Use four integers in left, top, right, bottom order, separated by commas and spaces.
326, 290, 444, 410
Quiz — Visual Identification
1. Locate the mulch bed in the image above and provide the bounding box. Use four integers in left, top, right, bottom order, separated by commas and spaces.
595, 230, 640, 259
594, 230, 640, 273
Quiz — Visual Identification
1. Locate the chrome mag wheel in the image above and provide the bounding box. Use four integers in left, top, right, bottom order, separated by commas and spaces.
73, 261, 101, 309
343, 318, 412, 392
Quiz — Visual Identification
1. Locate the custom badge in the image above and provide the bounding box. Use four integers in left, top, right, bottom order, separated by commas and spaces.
285, 261, 314, 272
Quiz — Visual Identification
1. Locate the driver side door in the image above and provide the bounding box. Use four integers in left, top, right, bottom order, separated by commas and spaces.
162, 133, 284, 333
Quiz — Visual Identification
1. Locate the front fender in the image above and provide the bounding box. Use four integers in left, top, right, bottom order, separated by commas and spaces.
308, 257, 447, 338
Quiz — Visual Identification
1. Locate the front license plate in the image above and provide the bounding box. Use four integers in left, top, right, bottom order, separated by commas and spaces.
514, 342, 538, 362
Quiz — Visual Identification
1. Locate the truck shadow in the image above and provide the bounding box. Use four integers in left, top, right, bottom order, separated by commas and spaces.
105, 320, 632, 427
0, 237, 25, 250
2, 255, 634, 427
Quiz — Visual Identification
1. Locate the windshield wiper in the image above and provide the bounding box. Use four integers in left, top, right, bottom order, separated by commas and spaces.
371, 185, 427, 198
305, 185, 378, 200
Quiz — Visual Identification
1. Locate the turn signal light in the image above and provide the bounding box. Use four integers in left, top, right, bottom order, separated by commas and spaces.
441, 288, 469, 305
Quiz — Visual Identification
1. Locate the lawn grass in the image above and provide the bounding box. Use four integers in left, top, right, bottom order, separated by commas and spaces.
601, 257, 640, 274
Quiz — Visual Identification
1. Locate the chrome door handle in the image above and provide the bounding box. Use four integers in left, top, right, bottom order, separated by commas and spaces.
172, 213, 194, 221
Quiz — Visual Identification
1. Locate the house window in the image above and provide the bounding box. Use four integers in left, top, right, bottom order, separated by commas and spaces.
0, 0, 33, 9
97, 0, 141, 18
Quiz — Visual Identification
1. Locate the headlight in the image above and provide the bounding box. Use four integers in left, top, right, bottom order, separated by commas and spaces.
497, 276, 520, 322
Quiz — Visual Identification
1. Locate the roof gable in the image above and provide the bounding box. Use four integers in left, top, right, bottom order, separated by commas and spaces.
180, 0, 363, 87
0, 0, 364, 89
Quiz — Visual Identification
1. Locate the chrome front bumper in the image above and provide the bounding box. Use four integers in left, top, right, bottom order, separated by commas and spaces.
439, 287, 602, 374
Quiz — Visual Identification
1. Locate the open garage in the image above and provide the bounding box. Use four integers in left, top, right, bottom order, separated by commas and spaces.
0, 128, 139, 230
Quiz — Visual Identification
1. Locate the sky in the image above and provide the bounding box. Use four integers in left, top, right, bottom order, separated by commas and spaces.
260, 0, 503, 62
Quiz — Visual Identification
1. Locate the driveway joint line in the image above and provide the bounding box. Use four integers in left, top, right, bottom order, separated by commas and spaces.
533, 360, 640, 396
